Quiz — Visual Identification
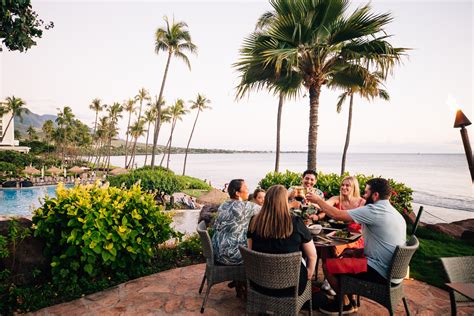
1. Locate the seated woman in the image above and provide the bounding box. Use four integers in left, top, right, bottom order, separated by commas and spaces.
247, 185, 317, 296
212, 179, 261, 265
251, 188, 265, 206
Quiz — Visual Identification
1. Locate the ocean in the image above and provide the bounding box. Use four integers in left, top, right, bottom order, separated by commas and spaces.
110, 153, 474, 222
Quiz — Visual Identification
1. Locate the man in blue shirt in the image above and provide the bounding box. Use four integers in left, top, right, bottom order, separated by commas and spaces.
306, 178, 406, 314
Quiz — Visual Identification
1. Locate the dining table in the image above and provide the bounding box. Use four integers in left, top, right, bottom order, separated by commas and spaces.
311, 226, 363, 280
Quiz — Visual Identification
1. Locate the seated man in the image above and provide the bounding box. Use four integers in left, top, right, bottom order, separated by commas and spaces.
288, 169, 325, 220
306, 178, 406, 314
212, 179, 261, 265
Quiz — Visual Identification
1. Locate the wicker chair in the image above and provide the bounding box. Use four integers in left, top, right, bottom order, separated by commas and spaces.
338, 235, 419, 316
239, 246, 312, 315
196, 220, 245, 314
441, 256, 474, 316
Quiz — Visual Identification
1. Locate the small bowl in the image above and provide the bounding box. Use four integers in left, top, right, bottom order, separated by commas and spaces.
328, 219, 348, 229
308, 224, 322, 235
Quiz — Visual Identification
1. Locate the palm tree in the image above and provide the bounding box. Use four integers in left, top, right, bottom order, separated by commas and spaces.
234, 30, 302, 172
93, 116, 109, 168
89, 98, 103, 134
135, 88, 150, 123
26, 125, 38, 141
105, 103, 123, 173
123, 98, 136, 168
42, 119, 54, 145
330, 66, 389, 175
0, 96, 29, 143
253, 0, 405, 170
160, 99, 188, 169
56, 106, 75, 162
182, 94, 211, 175
143, 99, 160, 166
128, 119, 147, 170
150, 16, 197, 167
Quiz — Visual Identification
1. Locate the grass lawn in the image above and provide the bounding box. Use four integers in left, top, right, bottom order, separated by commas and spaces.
182, 189, 210, 198
410, 224, 474, 289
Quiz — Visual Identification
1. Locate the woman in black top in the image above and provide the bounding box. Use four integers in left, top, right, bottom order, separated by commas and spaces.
247, 185, 317, 296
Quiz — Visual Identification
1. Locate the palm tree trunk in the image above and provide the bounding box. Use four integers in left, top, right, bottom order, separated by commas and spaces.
340, 94, 354, 176
144, 121, 151, 166
0, 116, 13, 143
124, 111, 132, 168
274, 93, 284, 173
151, 51, 172, 167
307, 84, 321, 171
106, 137, 112, 175
130, 138, 138, 170
160, 135, 171, 167
166, 121, 176, 169
182, 110, 200, 175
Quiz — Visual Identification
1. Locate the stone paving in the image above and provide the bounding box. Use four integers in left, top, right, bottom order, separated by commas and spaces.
32, 263, 474, 316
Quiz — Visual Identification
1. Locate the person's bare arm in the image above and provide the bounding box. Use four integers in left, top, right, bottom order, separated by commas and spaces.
306, 192, 353, 222
302, 241, 317, 280
247, 238, 253, 249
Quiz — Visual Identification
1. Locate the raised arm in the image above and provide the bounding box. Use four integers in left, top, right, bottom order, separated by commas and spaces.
306, 192, 353, 222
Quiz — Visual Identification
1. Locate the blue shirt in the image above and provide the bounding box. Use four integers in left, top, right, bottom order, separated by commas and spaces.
348, 200, 406, 281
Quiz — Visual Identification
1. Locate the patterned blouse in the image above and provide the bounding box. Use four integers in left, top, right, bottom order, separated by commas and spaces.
211, 200, 261, 265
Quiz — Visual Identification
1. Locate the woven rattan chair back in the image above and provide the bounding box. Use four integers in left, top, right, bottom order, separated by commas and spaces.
441, 256, 474, 303
197, 220, 214, 266
239, 246, 301, 292
388, 235, 419, 281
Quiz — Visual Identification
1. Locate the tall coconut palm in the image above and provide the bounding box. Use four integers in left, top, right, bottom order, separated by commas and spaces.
56, 106, 75, 162
143, 97, 166, 166
128, 119, 147, 170
123, 98, 136, 168
160, 99, 188, 169
42, 119, 54, 145
151, 16, 197, 167
105, 102, 123, 173
254, 0, 405, 170
89, 98, 103, 134
135, 88, 149, 123
330, 66, 389, 175
182, 94, 211, 175
93, 116, 109, 168
0, 96, 29, 143
26, 125, 38, 141
234, 30, 302, 172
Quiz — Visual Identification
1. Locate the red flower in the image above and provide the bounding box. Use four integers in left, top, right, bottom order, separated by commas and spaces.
392, 191, 398, 196
323, 191, 327, 197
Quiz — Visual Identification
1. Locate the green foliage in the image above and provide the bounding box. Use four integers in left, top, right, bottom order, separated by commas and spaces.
0, 150, 32, 167
258, 170, 413, 214
176, 175, 211, 190
0, 234, 203, 314
0, 161, 18, 176
410, 226, 474, 288
109, 169, 183, 196
0, 0, 54, 52
32, 183, 178, 284
258, 170, 302, 190
19, 140, 55, 154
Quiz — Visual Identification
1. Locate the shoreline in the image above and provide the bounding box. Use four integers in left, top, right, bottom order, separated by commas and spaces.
412, 202, 474, 225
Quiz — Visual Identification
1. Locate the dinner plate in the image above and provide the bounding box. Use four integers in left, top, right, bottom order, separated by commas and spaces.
326, 230, 361, 241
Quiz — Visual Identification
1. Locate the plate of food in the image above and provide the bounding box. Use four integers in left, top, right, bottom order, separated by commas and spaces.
326, 230, 361, 241
328, 219, 348, 229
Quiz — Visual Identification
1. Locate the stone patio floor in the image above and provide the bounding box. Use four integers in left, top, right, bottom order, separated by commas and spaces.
31, 263, 474, 315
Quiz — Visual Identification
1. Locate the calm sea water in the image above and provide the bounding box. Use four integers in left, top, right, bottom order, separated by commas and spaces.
110, 152, 474, 213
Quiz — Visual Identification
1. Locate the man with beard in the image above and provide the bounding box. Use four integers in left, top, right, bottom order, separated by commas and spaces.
306, 178, 406, 314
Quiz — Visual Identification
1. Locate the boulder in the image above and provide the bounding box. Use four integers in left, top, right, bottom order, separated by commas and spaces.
196, 188, 228, 206
0, 217, 48, 285
425, 218, 474, 241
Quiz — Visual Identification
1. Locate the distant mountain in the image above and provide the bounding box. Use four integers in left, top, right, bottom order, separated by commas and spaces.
14, 111, 57, 134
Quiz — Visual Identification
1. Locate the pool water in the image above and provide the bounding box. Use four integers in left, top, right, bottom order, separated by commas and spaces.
0, 184, 74, 216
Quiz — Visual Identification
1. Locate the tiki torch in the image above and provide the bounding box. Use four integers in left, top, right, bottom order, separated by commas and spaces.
453, 109, 473, 181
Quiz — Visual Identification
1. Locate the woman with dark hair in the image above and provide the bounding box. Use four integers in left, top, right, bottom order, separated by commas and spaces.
251, 188, 265, 206
247, 185, 317, 296
212, 179, 261, 265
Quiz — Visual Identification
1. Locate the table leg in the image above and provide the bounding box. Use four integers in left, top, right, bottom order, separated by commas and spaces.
449, 289, 457, 316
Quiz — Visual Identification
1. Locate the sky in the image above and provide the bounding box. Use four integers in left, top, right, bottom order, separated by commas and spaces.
1, 0, 473, 153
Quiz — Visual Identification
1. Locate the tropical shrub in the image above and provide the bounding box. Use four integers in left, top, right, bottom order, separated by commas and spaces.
0, 150, 32, 167
258, 171, 413, 214
32, 182, 178, 284
176, 175, 211, 190
0, 162, 18, 176
258, 170, 302, 190
108, 169, 182, 195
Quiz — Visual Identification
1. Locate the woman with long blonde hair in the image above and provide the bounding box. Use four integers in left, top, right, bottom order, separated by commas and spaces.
326, 176, 365, 210
247, 185, 317, 296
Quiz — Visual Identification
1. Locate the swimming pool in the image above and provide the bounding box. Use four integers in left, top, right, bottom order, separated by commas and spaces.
0, 184, 74, 216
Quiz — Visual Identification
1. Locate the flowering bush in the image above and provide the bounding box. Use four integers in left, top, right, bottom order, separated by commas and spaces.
32, 182, 178, 283
258, 171, 413, 214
